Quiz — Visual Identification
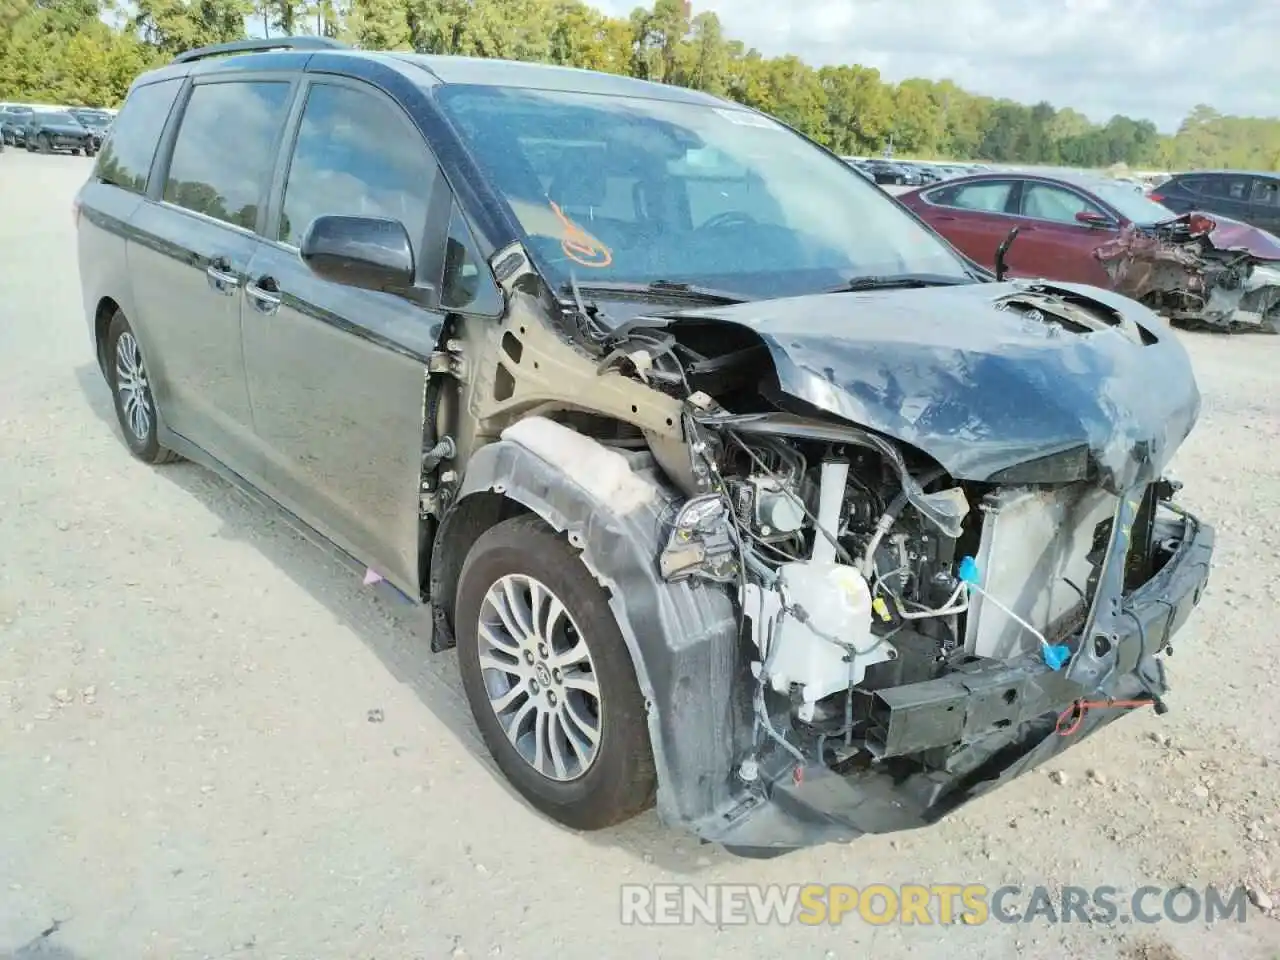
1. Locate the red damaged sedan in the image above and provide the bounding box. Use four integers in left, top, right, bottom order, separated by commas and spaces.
899, 172, 1280, 332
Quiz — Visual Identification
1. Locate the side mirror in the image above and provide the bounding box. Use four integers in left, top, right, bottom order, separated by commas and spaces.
1074, 210, 1111, 228
300, 215, 425, 297
994, 226, 1020, 282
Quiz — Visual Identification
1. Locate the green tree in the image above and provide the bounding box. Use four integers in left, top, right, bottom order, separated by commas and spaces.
1, 0, 1278, 170
133, 0, 252, 55
346, 0, 408, 49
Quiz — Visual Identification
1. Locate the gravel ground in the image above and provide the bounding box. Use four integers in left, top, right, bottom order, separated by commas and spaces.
1, 151, 1278, 960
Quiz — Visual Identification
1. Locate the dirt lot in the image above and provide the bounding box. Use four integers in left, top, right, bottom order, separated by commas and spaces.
1, 150, 1278, 960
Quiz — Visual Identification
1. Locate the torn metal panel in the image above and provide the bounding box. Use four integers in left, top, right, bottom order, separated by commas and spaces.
1095, 212, 1280, 332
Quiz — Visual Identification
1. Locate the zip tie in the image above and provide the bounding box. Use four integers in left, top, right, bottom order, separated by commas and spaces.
1056, 697, 1156, 736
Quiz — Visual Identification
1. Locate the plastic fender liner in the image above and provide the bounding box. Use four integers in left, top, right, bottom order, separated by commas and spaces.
433, 427, 748, 830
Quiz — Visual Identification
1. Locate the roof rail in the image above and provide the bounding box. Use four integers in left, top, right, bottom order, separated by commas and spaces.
172, 36, 349, 65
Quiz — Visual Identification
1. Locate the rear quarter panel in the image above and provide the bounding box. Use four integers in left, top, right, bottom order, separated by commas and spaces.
76, 181, 146, 373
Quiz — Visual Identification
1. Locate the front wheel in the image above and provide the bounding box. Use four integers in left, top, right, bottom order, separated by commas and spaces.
38, 134, 51, 154
104, 312, 179, 465
454, 514, 656, 831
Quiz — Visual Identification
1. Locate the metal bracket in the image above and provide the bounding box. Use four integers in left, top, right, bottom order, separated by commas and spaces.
429, 338, 467, 382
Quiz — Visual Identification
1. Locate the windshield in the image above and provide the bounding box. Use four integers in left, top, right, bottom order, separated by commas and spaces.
35, 111, 75, 125
435, 85, 971, 299
1087, 180, 1175, 226
72, 110, 110, 127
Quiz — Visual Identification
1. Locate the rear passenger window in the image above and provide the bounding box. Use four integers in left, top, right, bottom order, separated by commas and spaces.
164, 81, 292, 230
277, 83, 435, 249
1020, 183, 1107, 224
929, 181, 1014, 213
94, 78, 182, 194
1251, 180, 1280, 208
1200, 175, 1251, 201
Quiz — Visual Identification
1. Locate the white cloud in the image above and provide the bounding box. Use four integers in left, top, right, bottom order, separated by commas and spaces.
596, 0, 1280, 132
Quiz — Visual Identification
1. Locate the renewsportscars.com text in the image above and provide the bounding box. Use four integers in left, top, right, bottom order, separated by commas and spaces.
620, 883, 1254, 926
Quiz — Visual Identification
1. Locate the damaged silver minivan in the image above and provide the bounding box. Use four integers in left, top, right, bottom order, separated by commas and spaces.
77, 39, 1214, 855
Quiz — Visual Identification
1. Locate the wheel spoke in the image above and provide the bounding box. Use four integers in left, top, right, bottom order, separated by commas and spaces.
489, 683, 528, 715
478, 619, 521, 655
551, 638, 591, 670
532, 708, 549, 775
562, 672, 600, 700
529, 580, 566, 642
496, 578, 532, 639
501, 697, 536, 743
478, 651, 523, 678
560, 694, 600, 748
546, 711, 572, 779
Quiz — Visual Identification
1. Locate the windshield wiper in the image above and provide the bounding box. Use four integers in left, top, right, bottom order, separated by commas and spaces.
566, 280, 754, 305
826, 272, 977, 293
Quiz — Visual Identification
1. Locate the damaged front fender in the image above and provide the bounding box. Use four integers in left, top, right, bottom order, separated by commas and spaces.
432, 418, 755, 833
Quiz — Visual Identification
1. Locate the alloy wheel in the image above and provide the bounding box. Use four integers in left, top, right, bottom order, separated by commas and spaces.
476, 573, 602, 782
114, 331, 152, 441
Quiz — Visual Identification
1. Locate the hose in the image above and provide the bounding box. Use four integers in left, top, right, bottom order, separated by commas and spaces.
859, 466, 949, 576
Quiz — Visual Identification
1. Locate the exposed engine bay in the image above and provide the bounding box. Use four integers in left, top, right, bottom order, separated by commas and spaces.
1095, 211, 1280, 333
654, 413, 1153, 767
556, 287, 1188, 780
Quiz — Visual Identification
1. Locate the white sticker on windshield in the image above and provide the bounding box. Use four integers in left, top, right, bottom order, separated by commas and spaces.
714, 108, 781, 130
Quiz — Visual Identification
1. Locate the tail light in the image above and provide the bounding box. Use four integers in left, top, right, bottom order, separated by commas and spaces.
1188, 213, 1216, 236
1148, 192, 1164, 203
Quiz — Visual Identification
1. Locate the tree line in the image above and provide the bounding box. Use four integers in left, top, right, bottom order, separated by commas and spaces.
3, 0, 1279, 171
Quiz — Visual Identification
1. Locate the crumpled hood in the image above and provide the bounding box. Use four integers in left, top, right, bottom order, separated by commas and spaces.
662, 280, 1201, 492
1194, 212, 1280, 260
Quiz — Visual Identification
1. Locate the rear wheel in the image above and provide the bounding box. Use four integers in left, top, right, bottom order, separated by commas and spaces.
104, 312, 179, 465
454, 514, 656, 830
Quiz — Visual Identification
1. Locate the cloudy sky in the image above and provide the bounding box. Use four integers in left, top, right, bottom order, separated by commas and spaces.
594, 0, 1279, 132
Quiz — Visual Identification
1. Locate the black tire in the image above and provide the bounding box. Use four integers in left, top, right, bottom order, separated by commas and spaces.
104, 311, 180, 465
72, 147, 81, 156
38, 134, 51, 154
455, 513, 656, 831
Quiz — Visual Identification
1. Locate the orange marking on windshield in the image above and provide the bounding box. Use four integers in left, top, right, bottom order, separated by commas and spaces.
550, 200, 613, 268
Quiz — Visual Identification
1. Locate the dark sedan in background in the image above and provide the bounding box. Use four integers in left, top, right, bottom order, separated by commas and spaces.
899, 171, 1280, 331
69, 107, 112, 148
23, 109, 97, 155
0, 106, 32, 146
861, 158, 921, 185
1150, 170, 1280, 237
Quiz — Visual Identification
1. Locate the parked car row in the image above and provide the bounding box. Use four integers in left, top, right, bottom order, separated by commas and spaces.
841, 156, 990, 187
0, 103, 113, 156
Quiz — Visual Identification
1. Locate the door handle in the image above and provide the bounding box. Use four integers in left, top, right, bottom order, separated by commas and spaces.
934, 215, 957, 222
245, 275, 281, 315
206, 256, 239, 295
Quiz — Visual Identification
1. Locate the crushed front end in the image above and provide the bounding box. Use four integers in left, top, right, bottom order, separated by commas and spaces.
655, 414, 1211, 853
627, 283, 1214, 854
1096, 212, 1280, 332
